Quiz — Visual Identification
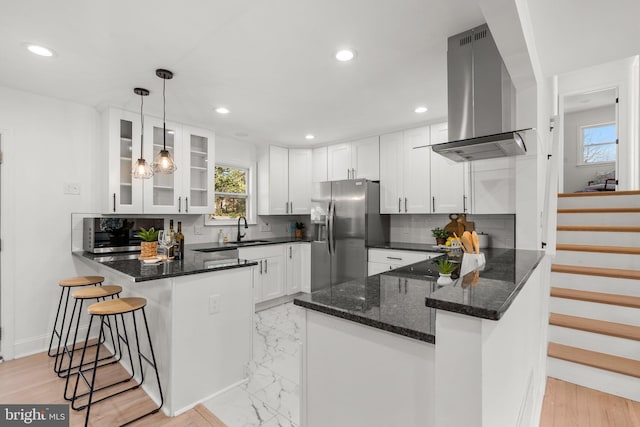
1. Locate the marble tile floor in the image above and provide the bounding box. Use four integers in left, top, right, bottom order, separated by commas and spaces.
204, 302, 304, 427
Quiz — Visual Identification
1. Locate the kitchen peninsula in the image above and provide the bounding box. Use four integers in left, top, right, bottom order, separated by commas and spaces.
294, 248, 548, 427
73, 244, 257, 416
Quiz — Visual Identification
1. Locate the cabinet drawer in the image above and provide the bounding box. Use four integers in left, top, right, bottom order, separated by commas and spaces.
238, 244, 283, 260
368, 249, 431, 265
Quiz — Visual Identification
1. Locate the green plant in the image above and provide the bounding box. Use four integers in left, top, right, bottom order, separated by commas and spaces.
435, 259, 456, 275
432, 228, 449, 239
135, 227, 159, 242
295, 222, 305, 230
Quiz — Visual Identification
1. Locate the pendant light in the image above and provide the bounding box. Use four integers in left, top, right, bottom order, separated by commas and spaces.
132, 88, 153, 179
153, 68, 177, 174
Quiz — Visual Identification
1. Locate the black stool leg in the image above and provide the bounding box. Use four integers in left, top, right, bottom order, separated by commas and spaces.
47, 287, 69, 357
83, 315, 104, 427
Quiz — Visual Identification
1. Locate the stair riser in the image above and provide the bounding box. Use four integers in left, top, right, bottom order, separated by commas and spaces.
556, 231, 639, 246
558, 194, 640, 209
547, 357, 640, 401
549, 325, 640, 360
550, 297, 640, 326
550, 272, 640, 297
557, 212, 640, 226
554, 250, 640, 270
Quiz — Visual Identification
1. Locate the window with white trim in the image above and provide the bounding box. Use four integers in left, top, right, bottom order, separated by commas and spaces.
209, 165, 250, 221
579, 122, 616, 165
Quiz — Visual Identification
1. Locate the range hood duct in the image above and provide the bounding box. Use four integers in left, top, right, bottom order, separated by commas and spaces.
431, 24, 530, 162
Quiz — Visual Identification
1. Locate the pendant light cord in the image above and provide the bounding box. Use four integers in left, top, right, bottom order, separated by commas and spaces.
140, 93, 145, 159
162, 77, 167, 151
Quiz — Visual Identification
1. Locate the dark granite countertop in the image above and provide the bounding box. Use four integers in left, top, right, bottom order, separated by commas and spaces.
188, 237, 312, 252
367, 241, 442, 252
294, 248, 545, 343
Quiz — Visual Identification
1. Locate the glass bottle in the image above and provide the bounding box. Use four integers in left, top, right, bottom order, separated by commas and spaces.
175, 221, 185, 260
168, 219, 175, 259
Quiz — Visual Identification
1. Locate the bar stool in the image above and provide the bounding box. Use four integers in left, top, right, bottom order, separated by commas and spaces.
69, 297, 164, 427
55, 285, 123, 379
48, 276, 104, 358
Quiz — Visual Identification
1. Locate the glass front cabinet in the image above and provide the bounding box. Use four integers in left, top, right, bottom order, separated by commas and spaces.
104, 108, 214, 214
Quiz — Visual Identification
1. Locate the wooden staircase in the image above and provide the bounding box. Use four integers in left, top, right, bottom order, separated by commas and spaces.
548, 191, 640, 401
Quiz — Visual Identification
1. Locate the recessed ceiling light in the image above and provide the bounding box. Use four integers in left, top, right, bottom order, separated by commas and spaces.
305, 134, 315, 140
414, 106, 428, 114
215, 107, 230, 114
26, 44, 54, 57
235, 132, 249, 138
335, 49, 356, 62
167, 130, 175, 135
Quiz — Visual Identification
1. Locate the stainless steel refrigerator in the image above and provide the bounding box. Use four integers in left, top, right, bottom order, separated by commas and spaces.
310, 179, 388, 292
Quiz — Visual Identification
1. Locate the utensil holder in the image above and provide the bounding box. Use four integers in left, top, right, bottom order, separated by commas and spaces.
460, 253, 485, 277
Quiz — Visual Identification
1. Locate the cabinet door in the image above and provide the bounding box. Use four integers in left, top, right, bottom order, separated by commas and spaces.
285, 243, 312, 294
431, 152, 465, 213
262, 255, 285, 300
107, 109, 143, 213
429, 122, 449, 145
143, 117, 183, 213
288, 149, 312, 214
182, 126, 215, 214
327, 143, 352, 181
471, 158, 516, 214
312, 146, 328, 183
379, 132, 403, 214
403, 127, 430, 213
367, 262, 393, 276
269, 146, 289, 215
351, 136, 379, 180
253, 260, 263, 303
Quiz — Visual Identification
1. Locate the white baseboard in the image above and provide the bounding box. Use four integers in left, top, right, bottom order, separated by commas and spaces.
172, 377, 249, 417
14, 326, 98, 359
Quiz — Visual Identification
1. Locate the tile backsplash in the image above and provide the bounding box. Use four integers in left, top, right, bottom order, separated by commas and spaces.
389, 214, 515, 248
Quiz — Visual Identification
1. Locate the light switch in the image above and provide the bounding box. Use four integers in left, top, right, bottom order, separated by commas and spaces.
64, 182, 80, 195
209, 295, 221, 314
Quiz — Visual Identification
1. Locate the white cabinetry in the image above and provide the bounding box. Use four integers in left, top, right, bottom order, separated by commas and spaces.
104, 108, 214, 214
470, 157, 516, 214
239, 245, 285, 303
285, 242, 311, 294
258, 146, 312, 215
312, 146, 328, 182
367, 249, 438, 276
380, 127, 430, 213
327, 137, 379, 181
429, 122, 468, 213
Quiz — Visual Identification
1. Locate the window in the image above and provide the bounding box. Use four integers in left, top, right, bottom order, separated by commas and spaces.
579, 123, 616, 165
210, 165, 249, 221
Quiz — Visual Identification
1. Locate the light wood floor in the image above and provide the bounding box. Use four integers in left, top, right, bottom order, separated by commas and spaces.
0, 350, 227, 426
540, 377, 640, 427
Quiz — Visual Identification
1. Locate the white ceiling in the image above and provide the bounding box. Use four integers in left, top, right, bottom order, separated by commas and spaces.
564, 88, 617, 114
0, 0, 485, 146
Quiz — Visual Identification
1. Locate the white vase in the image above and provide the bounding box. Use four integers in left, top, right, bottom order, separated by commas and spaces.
437, 273, 453, 285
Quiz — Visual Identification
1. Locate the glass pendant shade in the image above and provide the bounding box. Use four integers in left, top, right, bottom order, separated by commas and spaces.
132, 158, 154, 178
153, 68, 177, 174
131, 87, 153, 179
153, 148, 177, 173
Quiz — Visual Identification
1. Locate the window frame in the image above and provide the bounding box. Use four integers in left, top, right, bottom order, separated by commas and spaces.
577, 121, 617, 166
206, 162, 257, 226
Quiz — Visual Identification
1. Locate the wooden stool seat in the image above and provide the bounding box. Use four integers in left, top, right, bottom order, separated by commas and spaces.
72, 285, 122, 300
88, 297, 146, 316
59, 276, 104, 287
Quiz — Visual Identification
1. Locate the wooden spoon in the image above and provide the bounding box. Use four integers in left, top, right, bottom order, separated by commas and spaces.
471, 231, 480, 254
460, 231, 474, 254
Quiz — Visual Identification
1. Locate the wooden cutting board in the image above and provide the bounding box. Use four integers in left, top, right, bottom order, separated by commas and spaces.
444, 214, 465, 237
458, 214, 475, 232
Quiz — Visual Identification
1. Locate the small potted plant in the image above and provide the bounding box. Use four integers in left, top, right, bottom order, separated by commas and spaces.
435, 258, 456, 285
432, 228, 449, 246
295, 222, 305, 239
136, 227, 160, 259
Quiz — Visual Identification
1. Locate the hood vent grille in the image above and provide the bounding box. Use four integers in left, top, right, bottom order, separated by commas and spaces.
459, 35, 472, 46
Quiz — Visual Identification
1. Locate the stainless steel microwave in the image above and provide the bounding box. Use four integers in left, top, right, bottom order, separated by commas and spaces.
83, 217, 164, 254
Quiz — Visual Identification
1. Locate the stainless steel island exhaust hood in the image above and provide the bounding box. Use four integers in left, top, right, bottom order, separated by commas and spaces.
430, 24, 530, 162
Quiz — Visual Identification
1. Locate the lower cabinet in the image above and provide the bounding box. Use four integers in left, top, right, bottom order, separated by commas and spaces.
285, 242, 311, 295
367, 249, 440, 276
239, 245, 285, 303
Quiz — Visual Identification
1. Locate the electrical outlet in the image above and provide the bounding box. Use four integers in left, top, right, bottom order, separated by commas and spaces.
260, 222, 271, 232
64, 182, 81, 195
209, 295, 220, 314
194, 225, 203, 235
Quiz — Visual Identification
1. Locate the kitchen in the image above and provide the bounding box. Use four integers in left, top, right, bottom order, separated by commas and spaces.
1, 1, 640, 427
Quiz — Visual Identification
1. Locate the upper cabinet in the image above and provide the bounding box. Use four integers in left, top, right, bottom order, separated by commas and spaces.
104, 108, 214, 214
429, 122, 467, 213
258, 146, 312, 215
327, 136, 379, 181
312, 146, 328, 183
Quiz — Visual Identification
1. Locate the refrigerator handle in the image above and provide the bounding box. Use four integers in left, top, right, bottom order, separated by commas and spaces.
328, 199, 336, 255
325, 201, 331, 255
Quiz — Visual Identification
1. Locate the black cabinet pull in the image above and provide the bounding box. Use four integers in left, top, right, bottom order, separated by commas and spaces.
113, 193, 116, 212
185, 197, 189, 213
178, 196, 182, 213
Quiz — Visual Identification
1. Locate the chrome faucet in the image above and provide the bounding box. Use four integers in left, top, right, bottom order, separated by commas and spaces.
237, 216, 248, 242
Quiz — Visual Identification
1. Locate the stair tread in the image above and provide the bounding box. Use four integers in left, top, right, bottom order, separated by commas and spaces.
551, 264, 640, 280
549, 312, 640, 341
548, 342, 640, 378
558, 190, 640, 198
557, 207, 640, 214
557, 225, 640, 232
556, 244, 640, 255
551, 287, 640, 309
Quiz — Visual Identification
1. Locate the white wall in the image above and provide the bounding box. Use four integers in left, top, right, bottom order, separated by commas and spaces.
0, 85, 102, 359
563, 106, 616, 193
558, 56, 640, 191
